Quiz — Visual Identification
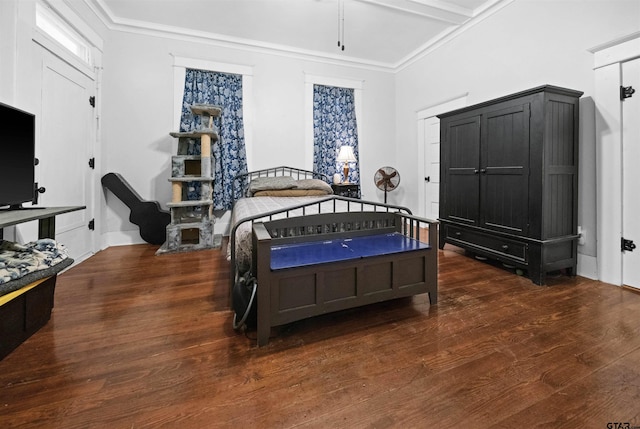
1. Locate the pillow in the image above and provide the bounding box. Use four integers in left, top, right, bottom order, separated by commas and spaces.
294, 179, 333, 194
247, 176, 297, 196
253, 189, 331, 197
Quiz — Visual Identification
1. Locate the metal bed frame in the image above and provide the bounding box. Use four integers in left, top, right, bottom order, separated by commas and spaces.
229, 167, 414, 290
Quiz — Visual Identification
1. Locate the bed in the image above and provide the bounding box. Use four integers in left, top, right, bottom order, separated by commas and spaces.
228, 167, 412, 281
228, 167, 438, 345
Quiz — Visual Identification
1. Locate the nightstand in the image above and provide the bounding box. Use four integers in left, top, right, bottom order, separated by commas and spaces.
331, 183, 360, 198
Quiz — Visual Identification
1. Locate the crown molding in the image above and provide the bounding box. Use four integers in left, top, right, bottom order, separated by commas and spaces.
84, 0, 396, 72
84, 0, 514, 74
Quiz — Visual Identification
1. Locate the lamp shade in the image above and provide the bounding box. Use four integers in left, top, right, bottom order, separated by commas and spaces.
336, 145, 356, 163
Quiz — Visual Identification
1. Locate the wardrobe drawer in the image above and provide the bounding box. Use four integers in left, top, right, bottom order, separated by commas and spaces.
445, 225, 528, 263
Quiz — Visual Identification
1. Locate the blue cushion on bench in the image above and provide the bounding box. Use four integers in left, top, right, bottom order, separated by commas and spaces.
270, 232, 430, 270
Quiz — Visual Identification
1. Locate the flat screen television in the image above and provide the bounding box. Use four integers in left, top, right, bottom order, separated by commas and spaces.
0, 102, 36, 210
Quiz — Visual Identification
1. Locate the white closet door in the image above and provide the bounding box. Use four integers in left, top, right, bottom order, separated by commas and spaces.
622, 58, 640, 288
37, 49, 95, 263
423, 117, 440, 221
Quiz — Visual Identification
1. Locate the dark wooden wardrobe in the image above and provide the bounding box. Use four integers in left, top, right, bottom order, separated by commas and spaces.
438, 85, 583, 285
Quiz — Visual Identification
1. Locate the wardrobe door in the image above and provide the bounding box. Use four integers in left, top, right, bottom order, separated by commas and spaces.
441, 115, 481, 226
480, 103, 530, 235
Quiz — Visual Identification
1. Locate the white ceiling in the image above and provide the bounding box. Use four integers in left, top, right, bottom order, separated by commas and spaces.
90, 0, 511, 69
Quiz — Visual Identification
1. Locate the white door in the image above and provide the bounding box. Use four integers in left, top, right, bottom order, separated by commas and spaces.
423, 116, 440, 220
37, 49, 95, 263
418, 96, 467, 222
622, 58, 640, 288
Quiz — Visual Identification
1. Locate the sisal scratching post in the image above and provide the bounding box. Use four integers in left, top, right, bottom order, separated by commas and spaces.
171, 182, 182, 203
201, 134, 211, 159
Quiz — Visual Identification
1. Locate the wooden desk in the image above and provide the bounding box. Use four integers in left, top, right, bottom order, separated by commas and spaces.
0, 206, 85, 239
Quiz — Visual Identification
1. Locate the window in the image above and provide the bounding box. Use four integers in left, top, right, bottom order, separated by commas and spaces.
35, 2, 91, 65
180, 68, 248, 209
304, 74, 363, 184
312, 84, 360, 185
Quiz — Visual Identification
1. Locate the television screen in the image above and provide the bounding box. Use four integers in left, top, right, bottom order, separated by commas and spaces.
0, 102, 36, 209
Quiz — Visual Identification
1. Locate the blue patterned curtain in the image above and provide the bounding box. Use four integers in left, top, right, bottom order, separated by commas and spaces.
313, 84, 360, 184
180, 69, 247, 210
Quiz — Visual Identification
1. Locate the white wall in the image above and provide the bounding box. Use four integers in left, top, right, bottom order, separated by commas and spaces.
100, 31, 395, 244
395, 0, 640, 278
0, 0, 18, 104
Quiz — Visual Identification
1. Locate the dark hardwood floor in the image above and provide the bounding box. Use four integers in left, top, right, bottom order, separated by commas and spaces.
1, 243, 639, 428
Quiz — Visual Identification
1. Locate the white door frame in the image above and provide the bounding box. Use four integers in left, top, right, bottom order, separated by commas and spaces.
417, 94, 467, 219
592, 32, 640, 285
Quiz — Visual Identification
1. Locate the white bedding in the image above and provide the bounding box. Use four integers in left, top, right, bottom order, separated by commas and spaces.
228, 196, 330, 271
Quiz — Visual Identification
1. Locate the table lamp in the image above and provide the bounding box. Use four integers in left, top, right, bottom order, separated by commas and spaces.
336, 145, 356, 183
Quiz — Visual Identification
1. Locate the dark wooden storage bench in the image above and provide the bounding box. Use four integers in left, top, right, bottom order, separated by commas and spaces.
0, 206, 83, 360
252, 211, 438, 346
0, 275, 57, 360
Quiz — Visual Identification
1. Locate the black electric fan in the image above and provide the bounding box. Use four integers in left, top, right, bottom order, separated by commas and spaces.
374, 166, 401, 203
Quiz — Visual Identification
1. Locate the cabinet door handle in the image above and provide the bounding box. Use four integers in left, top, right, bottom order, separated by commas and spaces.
480, 168, 487, 174
474, 169, 479, 174
455, 231, 462, 237
501, 244, 509, 250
